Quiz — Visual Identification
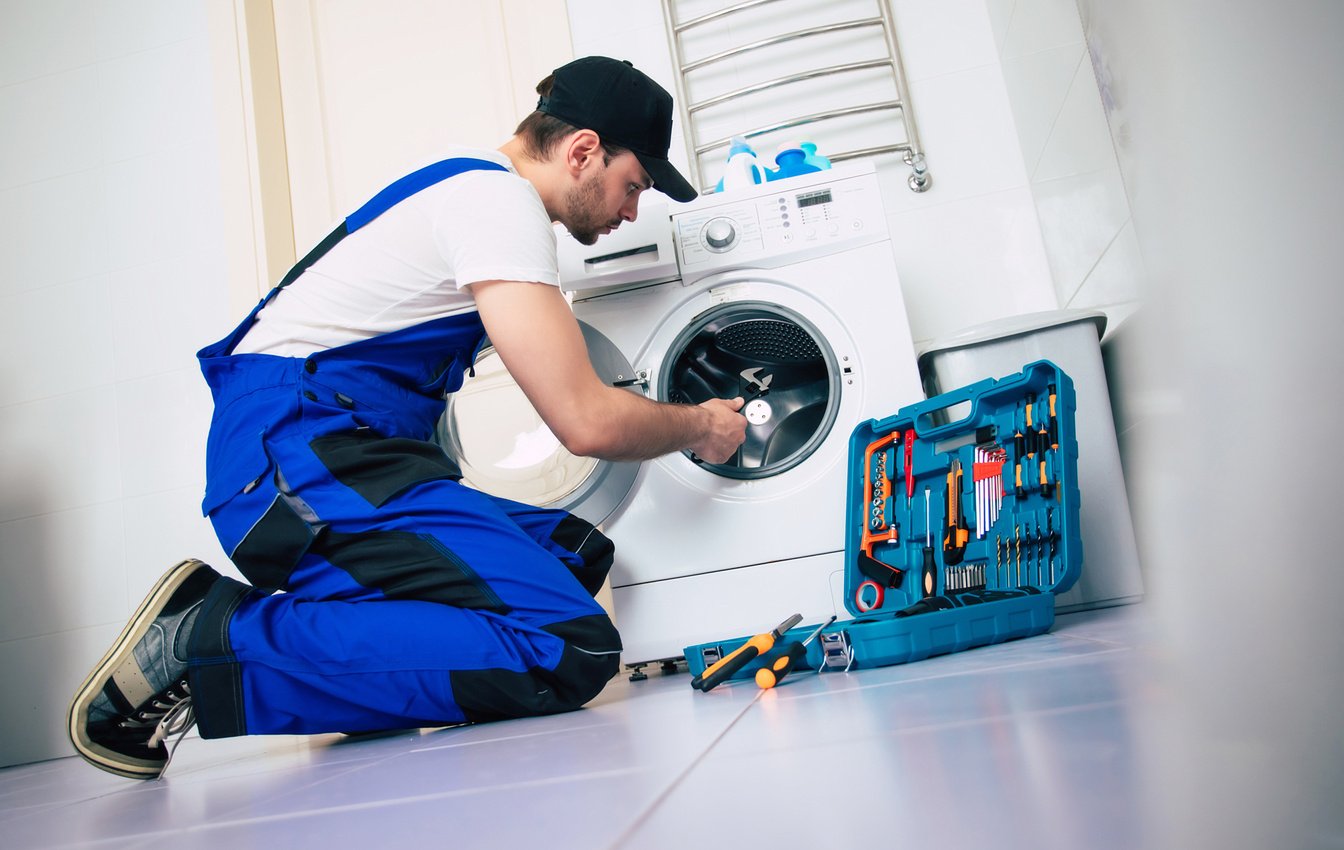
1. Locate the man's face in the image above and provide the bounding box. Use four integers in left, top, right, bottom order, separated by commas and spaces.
562, 150, 651, 246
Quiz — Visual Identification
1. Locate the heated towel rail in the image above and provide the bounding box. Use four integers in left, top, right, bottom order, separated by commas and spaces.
660, 0, 931, 193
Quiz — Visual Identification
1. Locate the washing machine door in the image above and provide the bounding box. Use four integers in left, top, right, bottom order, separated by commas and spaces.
435, 321, 640, 525
661, 301, 841, 479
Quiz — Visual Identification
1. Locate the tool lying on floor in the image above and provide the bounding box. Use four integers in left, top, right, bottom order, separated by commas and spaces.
691, 613, 802, 692
755, 615, 837, 689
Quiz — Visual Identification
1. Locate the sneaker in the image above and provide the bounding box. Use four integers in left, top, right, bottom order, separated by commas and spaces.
68, 559, 220, 779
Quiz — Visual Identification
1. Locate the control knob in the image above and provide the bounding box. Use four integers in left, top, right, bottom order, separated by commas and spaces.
702, 217, 738, 252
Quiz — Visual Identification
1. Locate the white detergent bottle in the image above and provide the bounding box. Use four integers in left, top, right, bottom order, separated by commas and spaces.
714, 136, 764, 193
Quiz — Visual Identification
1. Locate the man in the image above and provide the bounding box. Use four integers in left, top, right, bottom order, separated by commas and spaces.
68, 56, 747, 780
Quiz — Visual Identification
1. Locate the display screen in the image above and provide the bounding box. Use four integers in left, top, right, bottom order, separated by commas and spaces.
796, 189, 832, 208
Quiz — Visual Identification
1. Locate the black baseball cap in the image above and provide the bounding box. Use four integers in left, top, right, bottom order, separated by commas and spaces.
538, 56, 697, 203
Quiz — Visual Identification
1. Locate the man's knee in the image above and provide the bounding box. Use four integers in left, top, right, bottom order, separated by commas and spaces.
550, 515, 614, 596
544, 613, 621, 708
449, 613, 621, 722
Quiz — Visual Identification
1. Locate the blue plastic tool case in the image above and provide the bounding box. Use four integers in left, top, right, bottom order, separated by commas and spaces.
684, 360, 1082, 682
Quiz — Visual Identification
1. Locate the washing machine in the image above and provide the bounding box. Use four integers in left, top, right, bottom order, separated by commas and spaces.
440, 162, 924, 665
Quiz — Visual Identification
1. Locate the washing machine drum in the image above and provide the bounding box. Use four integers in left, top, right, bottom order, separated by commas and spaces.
663, 302, 841, 479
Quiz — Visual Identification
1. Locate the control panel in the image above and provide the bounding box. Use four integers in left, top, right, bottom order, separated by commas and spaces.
673, 166, 888, 273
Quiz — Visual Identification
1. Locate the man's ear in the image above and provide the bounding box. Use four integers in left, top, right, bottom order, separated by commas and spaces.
563, 129, 604, 178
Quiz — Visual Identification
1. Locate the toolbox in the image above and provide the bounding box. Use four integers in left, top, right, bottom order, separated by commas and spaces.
684, 360, 1082, 685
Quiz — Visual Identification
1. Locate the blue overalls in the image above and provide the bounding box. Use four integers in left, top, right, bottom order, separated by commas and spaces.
185, 158, 621, 738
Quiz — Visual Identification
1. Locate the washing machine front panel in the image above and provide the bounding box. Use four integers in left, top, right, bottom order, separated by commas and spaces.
589, 246, 923, 590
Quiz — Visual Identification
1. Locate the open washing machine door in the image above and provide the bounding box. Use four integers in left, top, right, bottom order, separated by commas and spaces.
435, 320, 640, 526
661, 301, 841, 479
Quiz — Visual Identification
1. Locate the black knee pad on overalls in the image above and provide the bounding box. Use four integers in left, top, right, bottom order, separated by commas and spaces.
550, 515, 615, 597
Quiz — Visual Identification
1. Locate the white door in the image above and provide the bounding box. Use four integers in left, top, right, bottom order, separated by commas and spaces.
269, 0, 575, 252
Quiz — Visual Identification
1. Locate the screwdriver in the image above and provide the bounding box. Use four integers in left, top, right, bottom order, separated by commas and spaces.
1047, 383, 1059, 450
691, 613, 802, 692
922, 487, 937, 597
903, 430, 915, 507
755, 615, 837, 690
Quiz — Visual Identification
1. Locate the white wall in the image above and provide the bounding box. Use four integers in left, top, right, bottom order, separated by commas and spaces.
1074, 2, 1344, 846
988, 0, 1143, 324
568, 0, 1066, 350
0, 0, 235, 767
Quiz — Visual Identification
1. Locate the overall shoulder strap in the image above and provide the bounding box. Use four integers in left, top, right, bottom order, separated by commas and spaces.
277, 157, 509, 289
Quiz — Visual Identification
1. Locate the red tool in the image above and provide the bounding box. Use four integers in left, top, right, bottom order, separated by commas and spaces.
921, 487, 936, 597
857, 432, 904, 590
855, 579, 884, 613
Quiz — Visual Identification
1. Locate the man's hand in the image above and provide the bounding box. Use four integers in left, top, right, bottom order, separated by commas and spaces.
690, 397, 747, 463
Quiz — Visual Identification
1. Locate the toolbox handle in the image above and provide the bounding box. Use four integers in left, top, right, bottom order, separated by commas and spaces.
895, 361, 1064, 441
910, 382, 988, 439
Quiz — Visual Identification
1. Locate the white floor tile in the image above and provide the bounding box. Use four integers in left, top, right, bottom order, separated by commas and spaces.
0, 605, 1233, 850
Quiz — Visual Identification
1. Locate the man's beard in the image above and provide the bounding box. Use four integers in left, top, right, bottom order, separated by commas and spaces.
563, 170, 618, 246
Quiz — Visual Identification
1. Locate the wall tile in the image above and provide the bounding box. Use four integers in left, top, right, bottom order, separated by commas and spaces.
984, 0, 1017, 51
1033, 165, 1132, 304
91, 0, 209, 59
121, 487, 237, 608
882, 65, 1030, 217
1033, 50, 1118, 181
0, 0, 99, 86
890, 0, 1001, 82
0, 387, 123, 523
0, 65, 104, 190
106, 253, 230, 383
0, 275, 116, 401
113, 368, 212, 499
1065, 220, 1145, 310
566, 0, 664, 46
0, 503, 129, 643
999, 0, 1084, 59
0, 623, 122, 768
888, 187, 1058, 346
0, 170, 111, 297
94, 149, 210, 274
1001, 44, 1085, 179
93, 39, 217, 165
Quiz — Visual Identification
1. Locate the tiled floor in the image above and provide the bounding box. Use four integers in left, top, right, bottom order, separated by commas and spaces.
2, 606, 1160, 849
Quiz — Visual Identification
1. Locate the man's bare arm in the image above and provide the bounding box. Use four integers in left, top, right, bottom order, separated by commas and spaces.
469, 279, 746, 463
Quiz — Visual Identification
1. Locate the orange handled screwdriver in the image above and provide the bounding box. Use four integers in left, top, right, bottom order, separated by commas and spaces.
691, 613, 802, 692
755, 616, 837, 690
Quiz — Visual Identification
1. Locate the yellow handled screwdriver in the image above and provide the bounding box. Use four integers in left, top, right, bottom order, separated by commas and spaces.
755, 616, 838, 690
691, 613, 802, 692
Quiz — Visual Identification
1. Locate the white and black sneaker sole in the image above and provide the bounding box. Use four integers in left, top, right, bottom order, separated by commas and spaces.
67, 558, 209, 779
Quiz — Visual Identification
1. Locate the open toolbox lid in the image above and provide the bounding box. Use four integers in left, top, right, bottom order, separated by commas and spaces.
844, 358, 1082, 617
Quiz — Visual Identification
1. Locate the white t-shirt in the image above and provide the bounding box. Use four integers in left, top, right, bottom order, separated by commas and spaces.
234, 147, 558, 357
